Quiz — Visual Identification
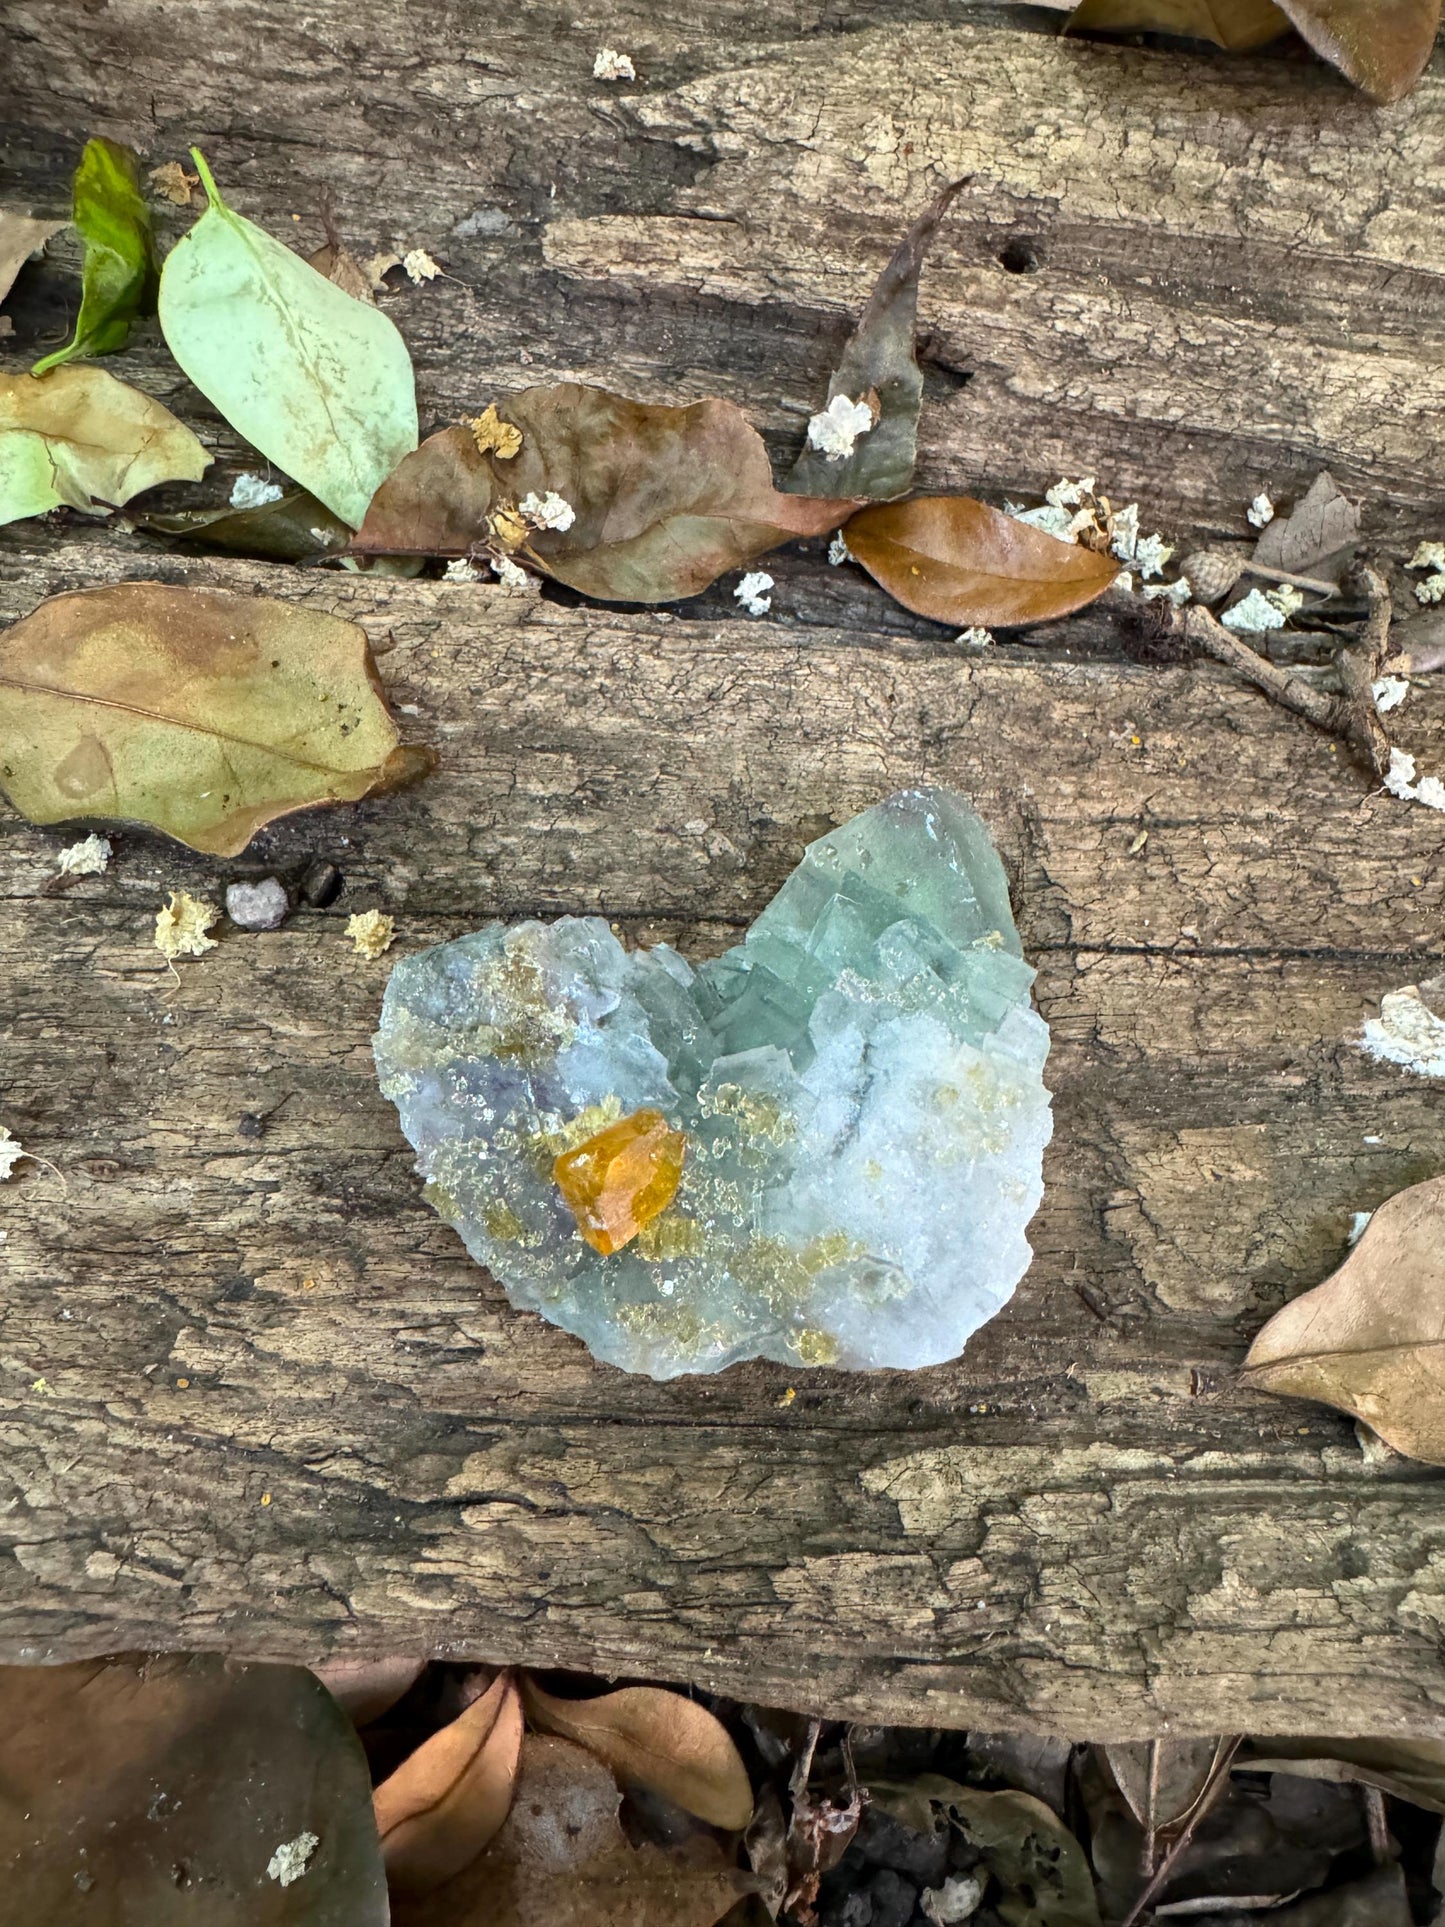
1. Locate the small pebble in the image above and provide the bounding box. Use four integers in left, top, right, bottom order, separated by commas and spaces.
300, 859, 343, 907
225, 878, 289, 931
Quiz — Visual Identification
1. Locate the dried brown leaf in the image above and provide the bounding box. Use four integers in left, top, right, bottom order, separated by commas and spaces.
393, 1735, 754, 1927
845, 495, 1119, 627
1276, 0, 1441, 100
1103, 1737, 1232, 1835
0, 1654, 387, 1925
149, 161, 199, 205
786, 180, 964, 503
1065, 0, 1291, 50
353, 384, 853, 602
1241, 1174, 1445, 1461
522, 1678, 754, 1831
314, 1655, 428, 1727
308, 239, 378, 305
874, 1777, 1101, 1927
0, 581, 432, 857
0, 211, 66, 311
374, 1670, 525, 1894
1249, 470, 1359, 584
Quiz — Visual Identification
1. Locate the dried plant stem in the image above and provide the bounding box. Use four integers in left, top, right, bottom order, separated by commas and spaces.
1119, 1738, 1242, 1927
1241, 559, 1339, 597
1363, 1784, 1391, 1865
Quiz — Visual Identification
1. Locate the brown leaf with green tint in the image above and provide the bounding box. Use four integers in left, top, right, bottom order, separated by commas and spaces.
374, 1670, 525, 1894
353, 384, 854, 602
785, 180, 964, 503
1066, 0, 1291, 50
845, 495, 1119, 627
0, 581, 431, 857
132, 486, 352, 562
1277, 0, 1441, 103
521, 1678, 754, 1830
1241, 1174, 1445, 1462
874, 1777, 1101, 1927
393, 1735, 755, 1927
0, 364, 210, 526
0, 1654, 387, 1926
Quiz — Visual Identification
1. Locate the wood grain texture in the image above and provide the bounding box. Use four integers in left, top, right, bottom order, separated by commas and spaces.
3, 0, 1445, 1735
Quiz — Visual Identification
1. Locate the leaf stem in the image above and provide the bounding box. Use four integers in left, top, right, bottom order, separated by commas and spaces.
188, 148, 225, 212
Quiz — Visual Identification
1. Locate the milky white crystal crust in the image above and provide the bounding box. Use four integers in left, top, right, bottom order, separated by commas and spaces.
374, 788, 1052, 1378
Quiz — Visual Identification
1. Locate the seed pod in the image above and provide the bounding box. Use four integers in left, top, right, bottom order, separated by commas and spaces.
1180, 549, 1244, 604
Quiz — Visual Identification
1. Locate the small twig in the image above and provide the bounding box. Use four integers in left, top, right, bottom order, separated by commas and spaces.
1240, 559, 1340, 598
1183, 605, 1341, 734
1363, 1784, 1392, 1866
790, 1717, 822, 1804
1120, 1738, 1243, 1927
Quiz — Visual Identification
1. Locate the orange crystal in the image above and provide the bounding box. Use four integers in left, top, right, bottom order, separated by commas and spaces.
553, 1107, 687, 1255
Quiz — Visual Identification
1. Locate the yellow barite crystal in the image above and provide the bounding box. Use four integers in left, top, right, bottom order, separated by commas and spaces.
553, 1107, 687, 1255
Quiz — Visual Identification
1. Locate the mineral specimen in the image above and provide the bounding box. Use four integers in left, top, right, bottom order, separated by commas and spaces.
374, 787, 1052, 1378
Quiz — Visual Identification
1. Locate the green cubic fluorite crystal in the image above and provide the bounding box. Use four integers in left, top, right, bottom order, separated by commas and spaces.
374, 787, 1052, 1377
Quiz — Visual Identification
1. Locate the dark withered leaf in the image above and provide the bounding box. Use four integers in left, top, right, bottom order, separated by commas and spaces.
1277, 0, 1440, 100
0, 1654, 387, 1925
785, 181, 965, 504
845, 494, 1119, 627
354, 385, 854, 603
32, 137, 159, 375
1250, 470, 1360, 583
132, 486, 352, 561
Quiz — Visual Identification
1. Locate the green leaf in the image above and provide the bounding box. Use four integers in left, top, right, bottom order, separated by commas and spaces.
785, 180, 964, 504
0, 580, 433, 856
31, 137, 158, 375
0, 364, 210, 526
158, 150, 417, 527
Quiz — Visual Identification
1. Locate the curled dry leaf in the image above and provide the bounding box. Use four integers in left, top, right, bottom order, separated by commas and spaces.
132, 486, 352, 562
392, 1735, 755, 1927
1066, 0, 1291, 49
0, 211, 67, 313
1241, 1174, 1445, 1462
1103, 1737, 1233, 1836
0, 1654, 387, 1926
1065, 0, 1441, 99
522, 1678, 754, 1831
313, 1655, 428, 1727
0, 364, 210, 526
785, 180, 964, 503
1236, 1736, 1445, 1814
353, 384, 853, 603
1249, 470, 1359, 585
845, 495, 1119, 627
374, 1670, 525, 1894
0, 581, 432, 857
158, 151, 417, 526
33, 136, 158, 375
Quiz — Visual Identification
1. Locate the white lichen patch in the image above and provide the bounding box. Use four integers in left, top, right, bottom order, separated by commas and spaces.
519, 489, 576, 532
593, 46, 636, 80
1247, 492, 1275, 529
1360, 986, 1445, 1080
444, 557, 483, 582
1384, 747, 1445, 813
1266, 583, 1305, 618
402, 248, 441, 284
1373, 675, 1410, 714
0, 1127, 27, 1181
806, 393, 876, 460
1109, 503, 1174, 579
955, 627, 995, 647
155, 891, 220, 960
1221, 588, 1286, 633
55, 834, 111, 877
734, 571, 774, 616
1407, 541, 1445, 604
491, 554, 529, 588
1142, 578, 1192, 606
266, 1833, 319, 1887
230, 472, 283, 511
828, 533, 851, 566
348, 910, 396, 960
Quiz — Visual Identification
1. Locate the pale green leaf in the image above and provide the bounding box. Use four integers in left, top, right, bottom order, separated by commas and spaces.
157, 150, 417, 526
0, 364, 209, 527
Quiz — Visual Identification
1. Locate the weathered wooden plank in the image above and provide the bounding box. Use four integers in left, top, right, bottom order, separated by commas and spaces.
0, 543, 1443, 1733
